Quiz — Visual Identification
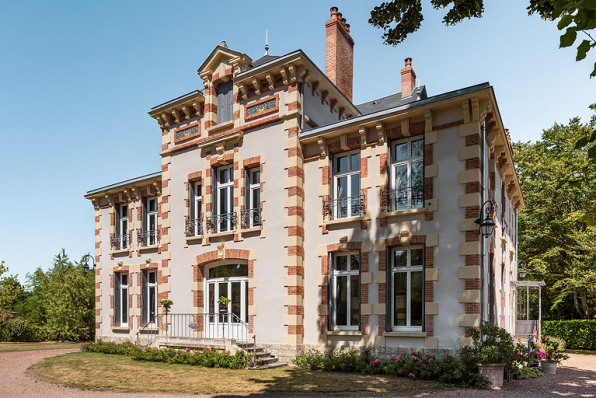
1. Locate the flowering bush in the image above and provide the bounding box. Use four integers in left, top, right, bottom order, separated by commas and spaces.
82, 340, 250, 369
293, 347, 491, 388
541, 336, 569, 363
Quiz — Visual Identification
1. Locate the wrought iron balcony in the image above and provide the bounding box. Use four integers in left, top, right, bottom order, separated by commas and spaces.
111, 234, 129, 251
323, 194, 365, 220
242, 207, 262, 229
206, 211, 237, 233
138, 229, 160, 247
381, 185, 428, 212
185, 218, 203, 237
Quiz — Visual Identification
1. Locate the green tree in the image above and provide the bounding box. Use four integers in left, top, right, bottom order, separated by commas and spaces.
0, 261, 24, 312
514, 113, 596, 319
369, 1, 596, 77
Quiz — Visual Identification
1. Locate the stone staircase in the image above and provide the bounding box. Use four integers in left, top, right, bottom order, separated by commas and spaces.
238, 342, 287, 370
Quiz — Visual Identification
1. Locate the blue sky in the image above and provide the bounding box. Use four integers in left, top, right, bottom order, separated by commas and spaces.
0, 0, 594, 282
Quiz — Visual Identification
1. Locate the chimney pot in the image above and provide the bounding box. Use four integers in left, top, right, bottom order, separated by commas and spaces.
325, 7, 355, 101
405, 57, 412, 67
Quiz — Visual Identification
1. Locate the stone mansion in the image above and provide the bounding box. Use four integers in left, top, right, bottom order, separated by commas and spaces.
85, 7, 524, 359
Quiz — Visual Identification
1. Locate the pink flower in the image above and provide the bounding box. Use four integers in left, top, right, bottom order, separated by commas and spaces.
400, 368, 404, 372
390, 355, 394, 360
428, 358, 433, 363
175, 354, 178, 357
408, 373, 415, 378
421, 364, 426, 369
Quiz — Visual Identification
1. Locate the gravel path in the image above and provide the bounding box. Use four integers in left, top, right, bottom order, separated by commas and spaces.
0, 349, 594, 397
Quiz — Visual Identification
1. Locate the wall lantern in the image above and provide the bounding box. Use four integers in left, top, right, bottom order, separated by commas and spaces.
475, 200, 497, 238
82, 255, 96, 274
518, 260, 527, 280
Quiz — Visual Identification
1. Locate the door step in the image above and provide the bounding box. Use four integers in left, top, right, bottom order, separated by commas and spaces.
238, 343, 287, 370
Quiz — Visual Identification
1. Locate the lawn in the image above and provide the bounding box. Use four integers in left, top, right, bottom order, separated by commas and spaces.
29, 352, 448, 395
0, 341, 81, 353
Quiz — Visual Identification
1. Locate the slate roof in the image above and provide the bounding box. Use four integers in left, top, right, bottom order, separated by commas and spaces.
250, 55, 281, 69
356, 86, 427, 116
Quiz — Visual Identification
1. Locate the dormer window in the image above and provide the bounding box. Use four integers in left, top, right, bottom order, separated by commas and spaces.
216, 81, 233, 124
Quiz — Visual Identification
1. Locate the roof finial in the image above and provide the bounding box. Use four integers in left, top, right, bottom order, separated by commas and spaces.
220, 40, 228, 48
264, 29, 269, 56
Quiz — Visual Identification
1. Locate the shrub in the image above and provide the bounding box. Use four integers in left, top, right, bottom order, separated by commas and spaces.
518, 366, 544, 379
460, 322, 517, 371
82, 340, 250, 369
542, 320, 596, 350
293, 347, 491, 389
0, 317, 38, 342
541, 336, 569, 363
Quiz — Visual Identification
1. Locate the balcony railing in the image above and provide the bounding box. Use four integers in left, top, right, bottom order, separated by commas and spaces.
111, 234, 129, 251
138, 229, 160, 247
381, 185, 428, 212
242, 207, 262, 229
206, 211, 238, 233
323, 194, 365, 220
185, 218, 203, 237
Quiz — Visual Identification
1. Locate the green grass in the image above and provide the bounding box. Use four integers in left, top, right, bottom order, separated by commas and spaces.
0, 341, 81, 353
29, 352, 448, 395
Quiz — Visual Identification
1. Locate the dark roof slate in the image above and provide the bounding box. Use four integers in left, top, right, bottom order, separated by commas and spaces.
250, 55, 281, 68
356, 86, 427, 116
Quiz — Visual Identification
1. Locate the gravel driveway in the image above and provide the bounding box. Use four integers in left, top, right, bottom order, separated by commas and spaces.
0, 348, 594, 397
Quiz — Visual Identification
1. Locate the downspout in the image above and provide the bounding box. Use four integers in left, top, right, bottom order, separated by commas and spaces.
480, 121, 486, 325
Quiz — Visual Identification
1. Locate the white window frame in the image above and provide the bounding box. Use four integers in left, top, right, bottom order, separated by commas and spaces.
331, 252, 360, 331
146, 270, 158, 326
120, 273, 129, 327
391, 247, 424, 331
119, 204, 129, 250
216, 165, 234, 232
192, 182, 202, 236
146, 197, 158, 246
390, 137, 424, 210
332, 151, 361, 219
247, 168, 260, 228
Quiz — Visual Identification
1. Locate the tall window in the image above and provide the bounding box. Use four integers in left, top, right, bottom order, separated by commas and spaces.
215, 165, 234, 232
114, 273, 129, 327
332, 151, 361, 219
141, 270, 158, 326
391, 138, 424, 210
188, 182, 202, 236
331, 253, 360, 330
145, 197, 158, 246
391, 248, 423, 331
115, 203, 129, 250
246, 168, 261, 228
216, 81, 233, 124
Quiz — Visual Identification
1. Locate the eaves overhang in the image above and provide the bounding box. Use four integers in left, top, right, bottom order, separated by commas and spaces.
85, 171, 162, 198
149, 90, 204, 116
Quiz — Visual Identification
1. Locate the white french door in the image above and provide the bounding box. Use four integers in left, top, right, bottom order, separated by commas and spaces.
216, 165, 234, 232
205, 265, 248, 339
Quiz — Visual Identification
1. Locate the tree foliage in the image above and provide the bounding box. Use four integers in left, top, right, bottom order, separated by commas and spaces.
514, 111, 596, 319
0, 261, 24, 312
369, 1, 596, 77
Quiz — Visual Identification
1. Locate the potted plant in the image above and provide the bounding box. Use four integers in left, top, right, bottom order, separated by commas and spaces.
540, 336, 569, 374
160, 299, 173, 314
462, 322, 516, 388
218, 296, 231, 314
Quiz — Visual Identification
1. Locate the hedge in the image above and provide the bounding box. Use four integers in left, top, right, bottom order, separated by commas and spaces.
542, 320, 596, 350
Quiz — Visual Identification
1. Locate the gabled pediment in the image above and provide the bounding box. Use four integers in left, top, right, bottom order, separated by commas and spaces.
197, 42, 252, 82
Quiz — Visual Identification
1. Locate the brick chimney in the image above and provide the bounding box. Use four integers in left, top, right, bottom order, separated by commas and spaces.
401, 57, 417, 97
325, 6, 354, 102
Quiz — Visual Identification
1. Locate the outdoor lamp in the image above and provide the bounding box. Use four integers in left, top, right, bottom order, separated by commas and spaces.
518, 260, 527, 279
475, 200, 496, 238
82, 255, 96, 274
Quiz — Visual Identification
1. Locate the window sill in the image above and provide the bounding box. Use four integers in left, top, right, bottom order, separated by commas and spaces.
241, 226, 262, 234
186, 235, 203, 243
324, 216, 364, 226
139, 245, 159, 252
208, 230, 236, 239
111, 249, 130, 256
384, 331, 426, 338
325, 330, 363, 336
383, 207, 426, 218
111, 326, 130, 332
207, 120, 234, 134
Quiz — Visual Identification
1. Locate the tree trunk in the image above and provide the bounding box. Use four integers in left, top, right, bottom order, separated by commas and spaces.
573, 291, 585, 318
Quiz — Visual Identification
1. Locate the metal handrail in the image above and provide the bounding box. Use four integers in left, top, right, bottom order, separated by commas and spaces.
241, 207, 262, 229
323, 193, 365, 220
381, 184, 428, 212
206, 212, 238, 233
111, 234, 129, 250
135, 315, 158, 347
185, 218, 203, 237
138, 229, 160, 247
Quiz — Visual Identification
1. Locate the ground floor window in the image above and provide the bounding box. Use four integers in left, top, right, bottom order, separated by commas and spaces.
114, 273, 129, 327
330, 253, 360, 330
391, 247, 423, 331
141, 270, 158, 326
